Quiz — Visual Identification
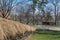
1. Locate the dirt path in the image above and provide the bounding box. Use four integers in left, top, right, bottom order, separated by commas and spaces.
35, 25, 60, 31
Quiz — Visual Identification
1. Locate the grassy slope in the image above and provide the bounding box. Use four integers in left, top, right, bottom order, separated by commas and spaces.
29, 30, 60, 40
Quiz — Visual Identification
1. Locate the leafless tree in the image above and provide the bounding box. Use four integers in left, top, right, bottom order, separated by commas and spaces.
51, 0, 59, 25
0, 0, 20, 18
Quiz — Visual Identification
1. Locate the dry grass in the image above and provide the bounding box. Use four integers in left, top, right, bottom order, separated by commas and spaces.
0, 17, 36, 40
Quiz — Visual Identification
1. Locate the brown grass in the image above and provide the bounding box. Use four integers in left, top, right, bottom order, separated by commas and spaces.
0, 17, 36, 40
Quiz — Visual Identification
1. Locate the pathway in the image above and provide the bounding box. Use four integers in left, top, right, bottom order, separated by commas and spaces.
35, 25, 60, 31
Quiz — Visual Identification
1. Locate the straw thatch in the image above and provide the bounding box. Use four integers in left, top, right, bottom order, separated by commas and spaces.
0, 18, 36, 40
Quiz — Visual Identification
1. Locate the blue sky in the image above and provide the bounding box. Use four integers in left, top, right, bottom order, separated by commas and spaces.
13, 0, 60, 12
13, 0, 33, 15
13, 0, 60, 16
12, 0, 60, 20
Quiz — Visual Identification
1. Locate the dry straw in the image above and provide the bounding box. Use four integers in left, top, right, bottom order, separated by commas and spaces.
0, 18, 36, 40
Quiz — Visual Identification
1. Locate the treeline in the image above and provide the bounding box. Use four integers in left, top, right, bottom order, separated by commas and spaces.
0, 0, 60, 25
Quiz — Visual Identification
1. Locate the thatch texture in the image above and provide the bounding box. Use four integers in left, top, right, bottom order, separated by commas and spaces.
0, 18, 36, 40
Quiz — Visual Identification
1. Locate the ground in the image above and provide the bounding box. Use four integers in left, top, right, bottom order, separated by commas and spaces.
29, 30, 60, 40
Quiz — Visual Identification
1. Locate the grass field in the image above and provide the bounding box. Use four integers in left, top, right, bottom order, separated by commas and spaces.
29, 30, 60, 40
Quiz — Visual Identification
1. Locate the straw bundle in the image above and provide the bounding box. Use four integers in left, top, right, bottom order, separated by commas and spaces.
0, 25, 5, 40
0, 18, 36, 40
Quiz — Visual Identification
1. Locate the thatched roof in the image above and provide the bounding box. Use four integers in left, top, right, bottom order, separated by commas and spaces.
0, 17, 36, 40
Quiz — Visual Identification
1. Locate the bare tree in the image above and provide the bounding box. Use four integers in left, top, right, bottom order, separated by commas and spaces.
0, 0, 20, 18
51, 0, 60, 25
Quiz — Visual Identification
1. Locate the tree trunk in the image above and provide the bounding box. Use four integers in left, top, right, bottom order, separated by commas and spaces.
55, 5, 57, 25
32, 7, 35, 25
